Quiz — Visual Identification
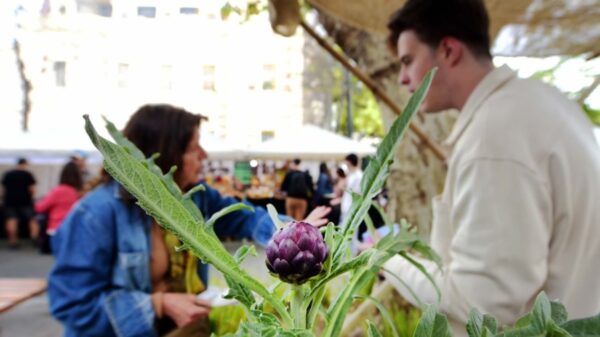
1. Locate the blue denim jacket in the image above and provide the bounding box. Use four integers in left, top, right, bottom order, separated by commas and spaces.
48, 181, 280, 337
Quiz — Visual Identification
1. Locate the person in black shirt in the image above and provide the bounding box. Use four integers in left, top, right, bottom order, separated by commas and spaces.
2, 158, 38, 248
280, 158, 314, 220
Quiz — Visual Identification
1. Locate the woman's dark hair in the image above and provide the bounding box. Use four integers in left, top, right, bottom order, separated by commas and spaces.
387, 0, 492, 59
60, 162, 83, 190
319, 162, 333, 185
122, 104, 205, 184
336, 167, 346, 179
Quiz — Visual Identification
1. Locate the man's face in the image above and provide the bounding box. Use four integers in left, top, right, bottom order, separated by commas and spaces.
396, 30, 450, 113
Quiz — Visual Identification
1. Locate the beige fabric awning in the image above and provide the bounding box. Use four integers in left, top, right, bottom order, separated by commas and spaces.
306, 0, 600, 57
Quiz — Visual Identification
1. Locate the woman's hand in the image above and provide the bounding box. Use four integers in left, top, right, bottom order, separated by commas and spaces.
162, 293, 211, 327
303, 205, 332, 227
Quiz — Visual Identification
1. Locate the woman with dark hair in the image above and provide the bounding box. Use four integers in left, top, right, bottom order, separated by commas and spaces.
35, 161, 82, 236
314, 162, 333, 206
48, 104, 330, 337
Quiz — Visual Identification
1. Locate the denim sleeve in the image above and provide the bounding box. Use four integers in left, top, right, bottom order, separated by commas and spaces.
196, 184, 285, 247
48, 201, 156, 337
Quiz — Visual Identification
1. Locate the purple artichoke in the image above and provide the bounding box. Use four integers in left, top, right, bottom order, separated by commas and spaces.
265, 221, 329, 284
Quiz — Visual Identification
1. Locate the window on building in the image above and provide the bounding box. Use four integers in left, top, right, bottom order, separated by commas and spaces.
137, 6, 156, 18
117, 63, 129, 88
97, 4, 112, 17
262, 64, 276, 90
54, 61, 66, 87
180, 7, 199, 15
202, 65, 216, 91
261, 131, 275, 142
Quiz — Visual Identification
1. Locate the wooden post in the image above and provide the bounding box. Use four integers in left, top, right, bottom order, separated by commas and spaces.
301, 20, 447, 162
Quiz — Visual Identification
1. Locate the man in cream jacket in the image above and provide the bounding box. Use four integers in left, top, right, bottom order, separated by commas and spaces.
383, 0, 600, 335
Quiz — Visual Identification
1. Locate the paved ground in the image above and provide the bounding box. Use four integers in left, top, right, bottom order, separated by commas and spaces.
0, 239, 271, 337
0, 240, 62, 337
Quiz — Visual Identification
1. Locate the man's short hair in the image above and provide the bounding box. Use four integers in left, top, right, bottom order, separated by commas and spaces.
17, 157, 27, 165
293, 158, 301, 165
387, 0, 492, 59
345, 153, 359, 167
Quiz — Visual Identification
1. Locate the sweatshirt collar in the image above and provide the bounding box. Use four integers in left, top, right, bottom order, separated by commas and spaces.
444, 65, 516, 148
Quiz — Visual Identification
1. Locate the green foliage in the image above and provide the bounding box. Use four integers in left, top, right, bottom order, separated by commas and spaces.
583, 104, 600, 126
413, 306, 452, 337
367, 321, 384, 337
334, 71, 385, 137
526, 56, 600, 126
420, 292, 600, 337
84, 115, 293, 327
220, 1, 267, 22
84, 69, 439, 337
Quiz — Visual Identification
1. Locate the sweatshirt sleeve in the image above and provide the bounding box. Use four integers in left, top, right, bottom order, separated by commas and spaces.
385, 158, 551, 325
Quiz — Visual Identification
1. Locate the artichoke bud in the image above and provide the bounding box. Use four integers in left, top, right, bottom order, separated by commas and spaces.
265, 221, 329, 284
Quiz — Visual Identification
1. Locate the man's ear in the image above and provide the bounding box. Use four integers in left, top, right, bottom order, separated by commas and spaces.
438, 37, 462, 67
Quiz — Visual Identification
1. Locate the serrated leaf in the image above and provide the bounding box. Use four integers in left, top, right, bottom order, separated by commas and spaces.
561, 313, 600, 337
467, 308, 485, 337
333, 69, 436, 264
482, 315, 497, 334
103, 115, 145, 160
83, 115, 292, 326
532, 292, 552, 332
467, 309, 497, 337
551, 301, 568, 325
251, 310, 280, 327
223, 274, 256, 308
412, 305, 452, 337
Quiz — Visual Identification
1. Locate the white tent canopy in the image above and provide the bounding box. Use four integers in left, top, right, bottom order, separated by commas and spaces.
0, 123, 376, 163
246, 124, 376, 160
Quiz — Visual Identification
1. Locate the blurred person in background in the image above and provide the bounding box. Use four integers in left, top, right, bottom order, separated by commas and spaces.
35, 161, 83, 252
313, 162, 334, 207
339, 153, 363, 225
69, 150, 91, 184
48, 104, 330, 337
279, 158, 314, 220
2, 157, 38, 249
328, 166, 347, 225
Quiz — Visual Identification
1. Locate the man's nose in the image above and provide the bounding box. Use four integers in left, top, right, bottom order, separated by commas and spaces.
398, 70, 410, 86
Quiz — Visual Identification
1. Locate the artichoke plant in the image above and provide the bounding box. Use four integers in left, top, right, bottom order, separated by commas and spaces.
84, 69, 440, 336
265, 221, 328, 285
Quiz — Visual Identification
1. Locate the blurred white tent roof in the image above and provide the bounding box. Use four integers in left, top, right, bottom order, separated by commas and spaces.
0, 123, 375, 164
247, 124, 376, 160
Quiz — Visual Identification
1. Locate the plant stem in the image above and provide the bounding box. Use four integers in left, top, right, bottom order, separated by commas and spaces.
292, 285, 306, 329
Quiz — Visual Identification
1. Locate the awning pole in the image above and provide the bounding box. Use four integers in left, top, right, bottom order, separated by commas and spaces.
300, 20, 447, 162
